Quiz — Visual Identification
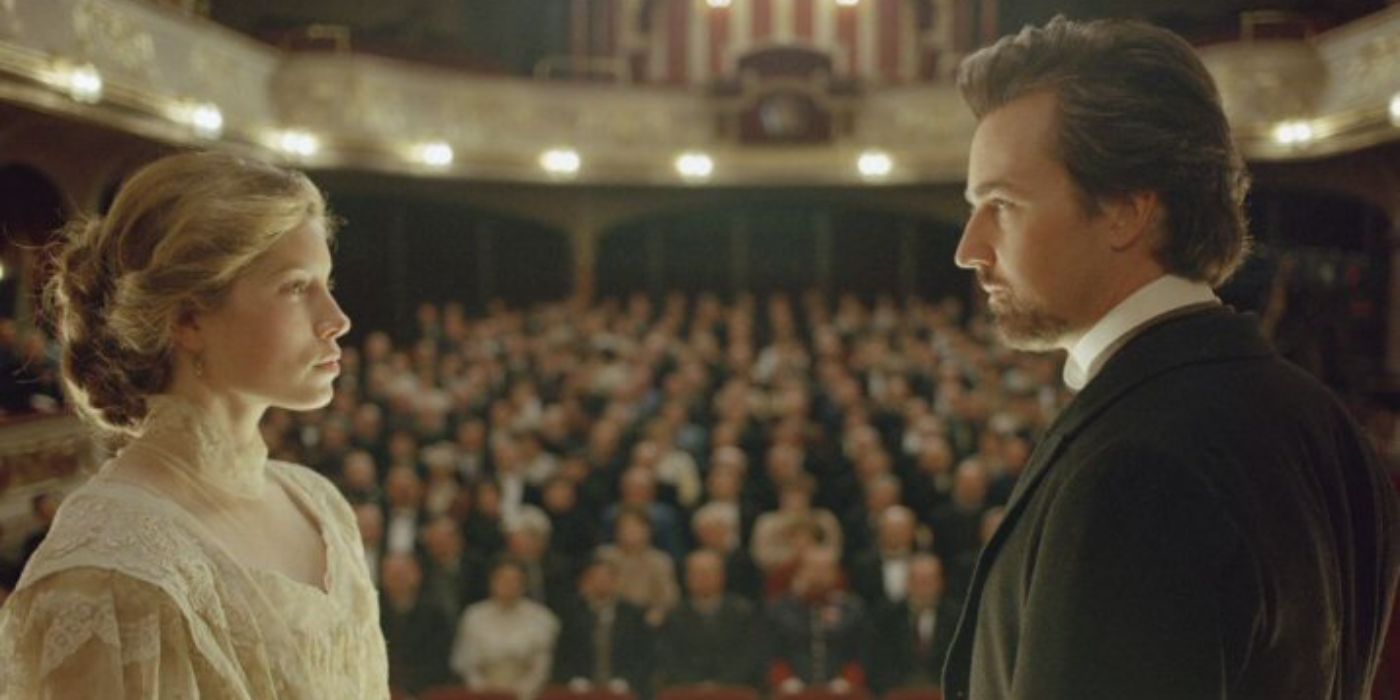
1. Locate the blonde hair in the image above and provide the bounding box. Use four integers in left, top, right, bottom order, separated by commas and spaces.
44, 151, 333, 439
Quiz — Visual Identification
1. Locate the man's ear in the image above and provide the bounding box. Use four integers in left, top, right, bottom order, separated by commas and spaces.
1104, 191, 1163, 252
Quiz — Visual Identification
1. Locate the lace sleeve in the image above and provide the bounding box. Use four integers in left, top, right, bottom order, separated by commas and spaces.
0, 567, 203, 699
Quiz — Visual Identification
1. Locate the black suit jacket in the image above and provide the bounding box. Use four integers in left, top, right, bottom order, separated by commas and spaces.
660, 595, 761, 687
942, 307, 1400, 699
553, 597, 653, 693
871, 599, 960, 694
380, 594, 455, 694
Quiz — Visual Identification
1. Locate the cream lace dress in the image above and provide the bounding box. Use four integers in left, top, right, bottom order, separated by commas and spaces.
0, 397, 390, 698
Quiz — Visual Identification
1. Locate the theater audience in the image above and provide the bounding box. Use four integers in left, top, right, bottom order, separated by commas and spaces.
4, 293, 1073, 697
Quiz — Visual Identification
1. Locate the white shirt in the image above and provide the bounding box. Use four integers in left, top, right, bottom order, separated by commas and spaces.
1063, 275, 1219, 391
882, 556, 911, 602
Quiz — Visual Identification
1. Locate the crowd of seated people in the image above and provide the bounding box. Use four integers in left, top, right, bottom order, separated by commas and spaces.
245, 290, 1069, 698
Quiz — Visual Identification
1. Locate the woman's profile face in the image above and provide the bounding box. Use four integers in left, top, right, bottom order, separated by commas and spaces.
188, 220, 351, 412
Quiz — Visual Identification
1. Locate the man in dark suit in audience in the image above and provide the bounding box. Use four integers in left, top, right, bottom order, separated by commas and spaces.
420, 515, 487, 619
380, 554, 455, 695
871, 554, 958, 695
943, 16, 1400, 699
850, 505, 921, 608
506, 505, 575, 614
554, 558, 653, 695
660, 550, 761, 688
766, 546, 872, 694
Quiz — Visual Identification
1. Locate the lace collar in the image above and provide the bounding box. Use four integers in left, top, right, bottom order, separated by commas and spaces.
122, 394, 271, 501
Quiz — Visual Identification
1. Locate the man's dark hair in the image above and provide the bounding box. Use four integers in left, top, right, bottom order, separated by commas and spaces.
958, 16, 1251, 286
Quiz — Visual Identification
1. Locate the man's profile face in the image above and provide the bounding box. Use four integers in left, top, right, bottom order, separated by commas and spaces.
957, 90, 1113, 351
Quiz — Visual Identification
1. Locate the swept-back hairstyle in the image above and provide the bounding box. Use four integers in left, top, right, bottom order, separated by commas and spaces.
958, 16, 1251, 286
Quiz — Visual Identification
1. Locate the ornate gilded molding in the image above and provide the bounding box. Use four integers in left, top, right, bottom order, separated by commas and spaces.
0, 0, 1395, 184
72, 0, 157, 80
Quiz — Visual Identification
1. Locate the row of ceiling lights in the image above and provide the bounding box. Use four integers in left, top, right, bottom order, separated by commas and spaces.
706, 0, 862, 6
38, 60, 1400, 176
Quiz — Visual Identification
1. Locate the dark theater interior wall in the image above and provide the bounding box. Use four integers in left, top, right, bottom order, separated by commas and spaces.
324, 189, 573, 344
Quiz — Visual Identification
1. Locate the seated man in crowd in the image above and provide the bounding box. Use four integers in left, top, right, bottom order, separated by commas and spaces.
504, 505, 574, 614
766, 546, 872, 694
850, 505, 924, 608
420, 515, 488, 620
554, 558, 653, 695
691, 502, 763, 602
380, 554, 455, 695
870, 554, 958, 694
660, 550, 761, 688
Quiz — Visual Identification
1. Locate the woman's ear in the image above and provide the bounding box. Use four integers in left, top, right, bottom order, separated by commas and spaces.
171, 308, 205, 354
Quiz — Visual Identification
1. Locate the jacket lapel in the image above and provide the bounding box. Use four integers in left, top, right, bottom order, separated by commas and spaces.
942, 307, 1275, 696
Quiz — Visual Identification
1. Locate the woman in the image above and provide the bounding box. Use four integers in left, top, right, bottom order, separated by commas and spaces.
596, 505, 680, 626
0, 151, 389, 697
451, 557, 559, 700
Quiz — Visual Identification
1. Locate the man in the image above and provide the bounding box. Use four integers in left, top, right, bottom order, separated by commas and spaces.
553, 557, 653, 694
420, 515, 488, 619
380, 554, 455, 695
660, 550, 761, 687
850, 505, 921, 608
870, 554, 958, 695
766, 546, 871, 693
692, 501, 763, 601
503, 505, 573, 614
942, 16, 1399, 699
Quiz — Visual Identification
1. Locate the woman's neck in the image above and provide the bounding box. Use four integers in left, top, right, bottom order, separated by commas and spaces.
118, 392, 271, 502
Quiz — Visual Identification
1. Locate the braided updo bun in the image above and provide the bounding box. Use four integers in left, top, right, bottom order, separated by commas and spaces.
44, 151, 330, 439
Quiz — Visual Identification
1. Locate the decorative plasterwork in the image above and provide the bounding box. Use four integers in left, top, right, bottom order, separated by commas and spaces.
0, 0, 1395, 185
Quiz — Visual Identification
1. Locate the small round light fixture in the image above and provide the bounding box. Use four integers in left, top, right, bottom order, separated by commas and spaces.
675, 151, 714, 181
707, 0, 732, 7
415, 141, 454, 167
61, 62, 103, 103
1271, 120, 1314, 146
275, 130, 320, 158
186, 101, 224, 139
836, 0, 860, 7
1389, 94, 1400, 126
857, 150, 893, 179
540, 148, 581, 177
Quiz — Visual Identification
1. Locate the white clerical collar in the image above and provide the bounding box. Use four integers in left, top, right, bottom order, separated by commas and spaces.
1062, 275, 1219, 391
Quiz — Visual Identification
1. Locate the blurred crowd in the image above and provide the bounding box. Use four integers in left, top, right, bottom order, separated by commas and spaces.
250, 291, 1068, 698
